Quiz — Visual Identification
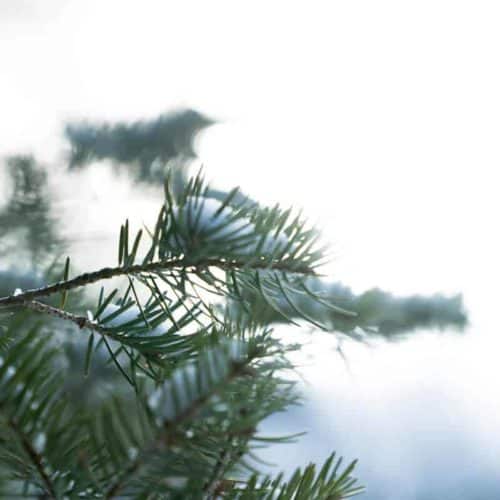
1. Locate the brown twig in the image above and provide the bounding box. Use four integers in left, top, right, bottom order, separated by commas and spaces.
0, 257, 315, 308
104, 456, 143, 499
8, 418, 56, 499
22, 300, 115, 338
104, 359, 257, 498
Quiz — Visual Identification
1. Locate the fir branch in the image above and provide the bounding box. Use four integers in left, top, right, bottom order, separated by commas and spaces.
104, 349, 258, 498
166, 361, 256, 428
203, 439, 246, 500
22, 300, 116, 339
0, 258, 316, 308
203, 446, 232, 499
7, 417, 56, 499
104, 456, 143, 499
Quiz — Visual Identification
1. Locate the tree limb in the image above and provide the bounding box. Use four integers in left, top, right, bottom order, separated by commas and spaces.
0, 258, 315, 308
7, 418, 56, 499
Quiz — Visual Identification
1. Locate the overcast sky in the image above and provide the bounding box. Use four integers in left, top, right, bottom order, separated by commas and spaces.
2, 2, 500, 497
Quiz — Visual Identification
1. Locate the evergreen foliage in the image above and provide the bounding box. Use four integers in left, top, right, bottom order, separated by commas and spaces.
0, 156, 61, 267
225, 277, 466, 339
0, 171, 365, 498
0, 112, 467, 498
65, 109, 214, 183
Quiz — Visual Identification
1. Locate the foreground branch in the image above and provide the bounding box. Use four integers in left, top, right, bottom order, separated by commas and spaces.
23, 300, 114, 338
7, 418, 56, 499
0, 257, 315, 309
105, 355, 257, 498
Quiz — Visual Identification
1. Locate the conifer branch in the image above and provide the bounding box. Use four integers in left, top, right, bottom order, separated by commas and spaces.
0, 258, 316, 308
167, 362, 255, 428
203, 439, 246, 499
7, 418, 56, 499
104, 353, 257, 498
104, 457, 143, 499
22, 300, 116, 339
203, 447, 232, 499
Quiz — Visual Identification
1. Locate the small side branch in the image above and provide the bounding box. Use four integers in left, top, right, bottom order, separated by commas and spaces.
104, 358, 257, 498
203, 447, 232, 499
22, 300, 114, 338
8, 418, 56, 499
104, 457, 143, 499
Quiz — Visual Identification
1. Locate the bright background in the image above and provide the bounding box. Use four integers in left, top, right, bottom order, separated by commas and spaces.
1, 2, 499, 498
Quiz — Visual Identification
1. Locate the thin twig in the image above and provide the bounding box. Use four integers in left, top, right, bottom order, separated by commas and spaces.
22, 300, 115, 338
104, 456, 143, 499
8, 418, 56, 499
0, 257, 315, 308
203, 436, 248, 499
203, 449, 231, 500
104, 358, 257, 499
203, 447, 231, 499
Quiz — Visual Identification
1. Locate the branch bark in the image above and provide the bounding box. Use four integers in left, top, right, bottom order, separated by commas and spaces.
8, 418, 56, 499
0, 258, 315, 308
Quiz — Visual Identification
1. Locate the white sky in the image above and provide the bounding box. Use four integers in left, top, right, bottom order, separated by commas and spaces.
1, 1, 500, 495
1, 1, 498, 297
